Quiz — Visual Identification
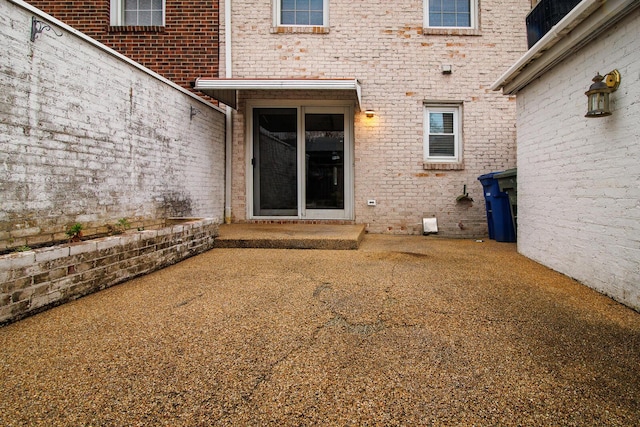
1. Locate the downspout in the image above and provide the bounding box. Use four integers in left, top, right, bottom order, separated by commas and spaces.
224, 0, 233, 224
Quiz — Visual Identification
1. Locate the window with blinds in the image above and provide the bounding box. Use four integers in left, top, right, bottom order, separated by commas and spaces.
424, 105, 462, 164
429, 112, 456, 157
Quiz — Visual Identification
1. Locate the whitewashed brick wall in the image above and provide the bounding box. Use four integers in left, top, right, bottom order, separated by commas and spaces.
0, 0, 226, 250
516, 9, 640, 310
222, 0, 529, 235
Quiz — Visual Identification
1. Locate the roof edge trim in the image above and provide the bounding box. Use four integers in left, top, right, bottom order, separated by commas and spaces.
491, 0, 638, 95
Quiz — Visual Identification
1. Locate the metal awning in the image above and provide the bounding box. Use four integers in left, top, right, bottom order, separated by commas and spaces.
193, 78, 362, 110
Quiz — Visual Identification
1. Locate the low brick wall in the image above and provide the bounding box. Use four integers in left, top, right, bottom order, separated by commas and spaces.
0, 219, 219, 325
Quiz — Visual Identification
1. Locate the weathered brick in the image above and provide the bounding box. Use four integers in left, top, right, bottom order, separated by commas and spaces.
35, 246, 71, 263
1, 1, 225, 251
49, 275, 85, 292
0, 9, 224, 322
0, 252, 36, 270
31, 290, 63, 310
0, 301, 30, 324
93, 253, 123, 269
69, 241, 98, 256
1, 276, 34, 295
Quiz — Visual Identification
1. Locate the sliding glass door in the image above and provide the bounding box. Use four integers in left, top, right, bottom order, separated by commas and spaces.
252, 105, 352, 219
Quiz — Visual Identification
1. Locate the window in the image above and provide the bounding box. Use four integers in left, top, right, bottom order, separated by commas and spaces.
424, 105, 462, 165
276, 0, 327, 26
110, 0, 165, 26
424, 0, 477, 29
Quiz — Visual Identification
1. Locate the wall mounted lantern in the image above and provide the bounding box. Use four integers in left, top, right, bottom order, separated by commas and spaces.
585, 69, 621, 118
364, 110, 375, 118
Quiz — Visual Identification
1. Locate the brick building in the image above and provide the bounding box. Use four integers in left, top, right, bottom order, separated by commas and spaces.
26, 0, 530, 237
28, 0, 220, 93
196, 0, 531, 235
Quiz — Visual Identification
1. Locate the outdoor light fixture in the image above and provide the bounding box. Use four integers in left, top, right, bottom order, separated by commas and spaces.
365, 110, 375, 118
585, 69, 621, 118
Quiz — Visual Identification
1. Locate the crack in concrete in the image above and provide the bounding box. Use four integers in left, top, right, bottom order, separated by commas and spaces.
239, 273, 419, 408
312, 282, 332, 298
173, 293, 204, 308
324, 314, 386, 335
313, 282, 389, 336
240, 319, 327, 407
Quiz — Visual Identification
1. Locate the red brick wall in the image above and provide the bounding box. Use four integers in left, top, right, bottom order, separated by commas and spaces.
30, 1, 219, 93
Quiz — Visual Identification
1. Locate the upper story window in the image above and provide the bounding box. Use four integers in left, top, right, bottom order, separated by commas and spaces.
276, 0, 328, 27
110, 0, 165, 26
424, 0, 478, 29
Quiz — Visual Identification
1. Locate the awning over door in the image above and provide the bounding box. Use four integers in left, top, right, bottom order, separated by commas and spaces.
193, 78, 362, 110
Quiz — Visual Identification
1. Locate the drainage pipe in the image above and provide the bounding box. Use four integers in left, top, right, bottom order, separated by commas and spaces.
224, 0, 233, 224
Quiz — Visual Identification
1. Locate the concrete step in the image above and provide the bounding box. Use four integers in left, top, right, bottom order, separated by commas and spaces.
214, 224, 366, 250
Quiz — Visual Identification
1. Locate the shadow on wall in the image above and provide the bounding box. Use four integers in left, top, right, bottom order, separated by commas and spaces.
160, 192, 193, 218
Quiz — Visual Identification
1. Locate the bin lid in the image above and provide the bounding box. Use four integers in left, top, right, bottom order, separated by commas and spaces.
494, 168, 517, 179
477, 171, 503, 181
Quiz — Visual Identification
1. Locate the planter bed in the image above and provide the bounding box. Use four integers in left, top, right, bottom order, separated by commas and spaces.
0, 218, 219, 326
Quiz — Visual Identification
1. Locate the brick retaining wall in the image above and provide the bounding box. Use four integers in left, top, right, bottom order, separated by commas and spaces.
0, 219, 218, 326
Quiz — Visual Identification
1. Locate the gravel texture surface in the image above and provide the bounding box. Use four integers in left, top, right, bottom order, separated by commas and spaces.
1, 235, 639, 426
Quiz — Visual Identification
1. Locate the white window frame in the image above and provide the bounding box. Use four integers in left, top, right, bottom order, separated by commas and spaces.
424, 104, 463, 164
274, 0, 329, 27
110, 0, 166, 26
423, 0, 478, 29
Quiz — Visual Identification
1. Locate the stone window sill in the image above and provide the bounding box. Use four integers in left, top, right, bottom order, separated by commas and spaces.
270, 26, 329, 34
423, 162, 465, 171
422, 27, 481, 36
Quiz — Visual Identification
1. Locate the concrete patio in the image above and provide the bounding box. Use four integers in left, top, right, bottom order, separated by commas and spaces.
214, 223, 366, 250
1, 234, 639, 426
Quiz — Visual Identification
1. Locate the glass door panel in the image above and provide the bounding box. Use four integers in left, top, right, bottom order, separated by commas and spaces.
253, 108, 298, 216
305, 113, 345, 210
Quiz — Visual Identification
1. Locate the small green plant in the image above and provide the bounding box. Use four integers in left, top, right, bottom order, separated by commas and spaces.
14, 245, 32, 252
108, 218, 131, 235
66, 223, 84, 242
117, 218, 130, 230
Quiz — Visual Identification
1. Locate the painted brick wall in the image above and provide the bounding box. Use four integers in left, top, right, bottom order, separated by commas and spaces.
0, 0, 226, 251
27, 0, 219, 95
516, 9, 640, 310
223, 0, 529, 235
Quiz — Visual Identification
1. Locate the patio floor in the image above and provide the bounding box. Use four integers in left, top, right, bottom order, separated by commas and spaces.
1, 235, 639, 426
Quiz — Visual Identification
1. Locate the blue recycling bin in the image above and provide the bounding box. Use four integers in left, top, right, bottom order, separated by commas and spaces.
477, 172, 516, 242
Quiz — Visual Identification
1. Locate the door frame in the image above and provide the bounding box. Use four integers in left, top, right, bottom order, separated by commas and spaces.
246, 99, 354, 221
